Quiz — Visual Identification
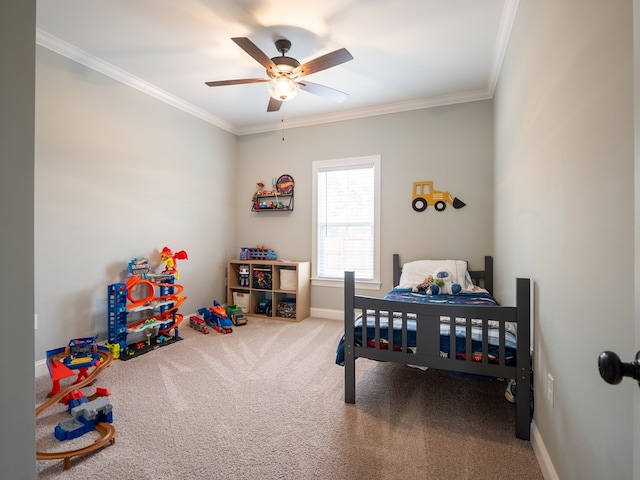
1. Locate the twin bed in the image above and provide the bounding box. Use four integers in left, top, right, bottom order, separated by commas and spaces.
337, 254, 532, 440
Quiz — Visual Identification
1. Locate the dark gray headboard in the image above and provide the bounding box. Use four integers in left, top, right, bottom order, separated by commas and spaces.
392, 254, 493, 294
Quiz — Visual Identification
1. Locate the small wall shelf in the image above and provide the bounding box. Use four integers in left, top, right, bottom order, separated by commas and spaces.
251, 192, 294, 212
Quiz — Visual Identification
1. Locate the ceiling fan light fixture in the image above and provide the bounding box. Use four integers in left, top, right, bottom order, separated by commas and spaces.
206, 37, 353, 112
268, 76, 299, 101
271, 55, 300, 73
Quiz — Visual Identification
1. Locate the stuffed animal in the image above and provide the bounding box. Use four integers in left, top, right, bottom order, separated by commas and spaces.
412, 275, 436, 293
428, 269, 462, 295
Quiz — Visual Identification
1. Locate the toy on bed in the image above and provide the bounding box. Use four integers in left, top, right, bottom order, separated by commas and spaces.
412, 275, 435, 293
411, 269, 462, 295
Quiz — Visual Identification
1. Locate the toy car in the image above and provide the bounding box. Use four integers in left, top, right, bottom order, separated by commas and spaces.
255, 299, 272, 316
189, 315, 209, 334
225, 304, 247, 326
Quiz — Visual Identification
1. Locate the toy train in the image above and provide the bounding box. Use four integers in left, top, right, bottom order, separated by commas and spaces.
189, 315, 209, 334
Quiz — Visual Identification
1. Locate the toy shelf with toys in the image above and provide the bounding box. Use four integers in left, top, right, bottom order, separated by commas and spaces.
251, 174, 295, 212
226, 259, 310, 322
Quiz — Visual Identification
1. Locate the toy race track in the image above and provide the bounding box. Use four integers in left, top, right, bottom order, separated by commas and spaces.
108, 269, 186, 360
116, 312, 184, 361
125, 275, 185, 312
36, 347, 115, 470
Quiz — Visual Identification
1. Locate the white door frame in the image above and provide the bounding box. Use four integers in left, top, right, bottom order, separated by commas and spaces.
633, 2, 640, 479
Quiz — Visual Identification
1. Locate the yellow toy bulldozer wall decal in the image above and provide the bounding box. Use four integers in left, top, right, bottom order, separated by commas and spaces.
412, 181, 466, 212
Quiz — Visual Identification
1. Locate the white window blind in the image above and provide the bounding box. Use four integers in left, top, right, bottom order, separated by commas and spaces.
313, 156, 380, 284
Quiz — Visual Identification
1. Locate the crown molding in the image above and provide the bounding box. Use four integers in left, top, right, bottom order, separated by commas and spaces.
35, 29, 238, 135
236, 89, 493, 135
487, 0, 520, 97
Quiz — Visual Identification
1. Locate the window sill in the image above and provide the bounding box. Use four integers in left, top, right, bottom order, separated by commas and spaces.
311, 277, 382, 291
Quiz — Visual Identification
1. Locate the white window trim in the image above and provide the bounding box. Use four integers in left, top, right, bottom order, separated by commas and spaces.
311, 155, 381, 291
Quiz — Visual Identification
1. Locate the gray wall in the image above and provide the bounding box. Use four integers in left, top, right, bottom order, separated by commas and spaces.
237, 102, 495, 310
0, 1, 36, 478
495, 1, 635, 479
34, 46, 238, 359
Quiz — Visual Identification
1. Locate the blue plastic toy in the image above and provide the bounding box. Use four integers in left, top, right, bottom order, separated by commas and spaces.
198, 301, 233, 334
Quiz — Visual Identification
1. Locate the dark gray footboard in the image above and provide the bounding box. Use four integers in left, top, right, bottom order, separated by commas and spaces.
343, 271, 531, 440
344, 271, 356, 404
515, 277, 531, 440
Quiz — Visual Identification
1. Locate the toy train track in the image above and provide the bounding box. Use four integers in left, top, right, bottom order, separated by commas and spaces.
36, 422, 116, 471
36, 349, 115, 470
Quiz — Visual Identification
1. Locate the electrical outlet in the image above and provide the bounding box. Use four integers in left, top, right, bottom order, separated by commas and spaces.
34, 313, 38, 330
547, 373, 554, 406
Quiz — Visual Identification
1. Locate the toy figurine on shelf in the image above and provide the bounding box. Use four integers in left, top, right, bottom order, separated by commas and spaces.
239, 264, 250, 287
160, 246, 188, 279
252, 181, 265, 207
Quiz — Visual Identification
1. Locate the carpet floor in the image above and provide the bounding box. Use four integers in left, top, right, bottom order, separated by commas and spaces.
35, 316, 543, 479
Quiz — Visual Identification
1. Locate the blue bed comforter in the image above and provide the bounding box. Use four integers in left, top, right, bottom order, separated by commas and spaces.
335, 289, 517, 365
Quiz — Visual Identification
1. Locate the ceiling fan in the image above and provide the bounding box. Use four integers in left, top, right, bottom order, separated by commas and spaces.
205, 37, 353, 112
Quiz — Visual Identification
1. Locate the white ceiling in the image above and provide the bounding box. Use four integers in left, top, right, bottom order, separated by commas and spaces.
35, 0, 518, 135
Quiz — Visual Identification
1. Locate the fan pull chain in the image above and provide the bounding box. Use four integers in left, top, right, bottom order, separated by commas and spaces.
281, 116, 285, 141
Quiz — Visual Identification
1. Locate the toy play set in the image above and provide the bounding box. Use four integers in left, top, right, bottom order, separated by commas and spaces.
106, 248, 188, 360
54, 387, 113, 441
38, 336, 115, 470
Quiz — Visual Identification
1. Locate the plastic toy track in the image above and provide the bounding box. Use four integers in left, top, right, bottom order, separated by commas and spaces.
36, 422, 116, 470
36, 349, 115, 470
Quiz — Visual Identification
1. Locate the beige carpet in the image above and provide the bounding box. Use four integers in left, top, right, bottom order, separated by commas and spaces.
35, 316, 543, 479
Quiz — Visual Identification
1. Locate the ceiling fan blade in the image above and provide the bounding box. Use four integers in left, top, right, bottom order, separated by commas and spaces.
232, 37, 278, 74
267, 97, 282, 112
295, 48, 353, 78
297, 81, 349, 103
205, 78, 269, 87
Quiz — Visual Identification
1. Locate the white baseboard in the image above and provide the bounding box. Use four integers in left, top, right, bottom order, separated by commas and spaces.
35, 358, 48, 378
310, 307, 342, 321
531, 420, 559, 480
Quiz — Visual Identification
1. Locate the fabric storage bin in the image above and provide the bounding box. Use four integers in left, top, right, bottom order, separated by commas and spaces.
233, 291, 250, 313
279, 268, 297, 291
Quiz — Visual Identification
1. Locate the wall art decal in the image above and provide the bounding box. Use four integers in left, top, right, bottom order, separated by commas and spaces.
411, 180, 466, 212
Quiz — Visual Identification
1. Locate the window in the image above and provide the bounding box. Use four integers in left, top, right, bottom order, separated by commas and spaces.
312, 155, 380, 289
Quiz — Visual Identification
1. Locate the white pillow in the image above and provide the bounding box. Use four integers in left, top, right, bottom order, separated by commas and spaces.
396, 260, 475, 291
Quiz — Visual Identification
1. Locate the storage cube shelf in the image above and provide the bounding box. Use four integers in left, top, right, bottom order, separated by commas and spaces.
226, 260, 310, 322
